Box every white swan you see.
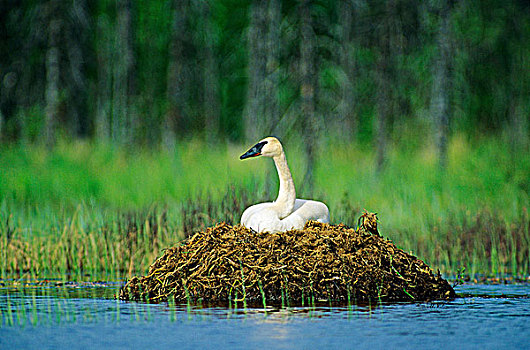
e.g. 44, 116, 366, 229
240, 137, 330, 233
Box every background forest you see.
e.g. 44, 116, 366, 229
0, 0, 528, 278
1, 0, 528, 149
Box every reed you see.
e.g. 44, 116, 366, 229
0, 135, 528, 279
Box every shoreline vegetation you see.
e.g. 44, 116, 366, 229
1, 135, 528, 280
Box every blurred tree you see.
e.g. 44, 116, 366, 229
94, 13, 112, 142
453, 0, 529, 138
245, 0, 268, 142
430, 0, 454, 169
0, 0, 527, 150
1, 0, 47, 143
375, 0, 393, 172
300, 0, 317, 194
95, 10, 112, 142
165, 0, 190, 150
373, 0, 416, 171
338, 0, 362, 140
505, 2, 529, 152
244, 0, 281, 142
112, 0, 137, 145
42, 0, 92, 145
0, 0, 20, 143
44, 0, 62, 149
198, 0, 221, 142
63, 0, 90, 138
265, 0, 281, 136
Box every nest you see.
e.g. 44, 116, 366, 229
119, 213, 455, 305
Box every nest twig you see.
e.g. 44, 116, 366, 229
119, 215, 455, 304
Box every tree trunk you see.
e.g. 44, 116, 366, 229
431, 0, 453, 170
507, 6, 528, 153
376, 59, 389, 173
244, 0, 267, 142
264, 0, 281, 135
95, 15, 112, 142
300, 0, 317, 195
113, 0, 136, 145
376, 14, 390, 172
64, 0, 89, 138
375, 0, 401, 173
245, 0, 282, 141
44, 0, 61, 149
338, 0, 357, 140
201, 0, 220, 143
165, 0, 189, 150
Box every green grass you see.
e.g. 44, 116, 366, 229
0, 135, 528, 279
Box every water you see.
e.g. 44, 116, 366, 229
1, 281, 529, 349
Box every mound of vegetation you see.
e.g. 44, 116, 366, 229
119, 213, 456, 304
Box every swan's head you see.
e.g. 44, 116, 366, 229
240, 137, 283, 159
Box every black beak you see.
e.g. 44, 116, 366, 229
240, 141, 268, 160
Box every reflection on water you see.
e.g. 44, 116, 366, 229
0, 281, 529, 349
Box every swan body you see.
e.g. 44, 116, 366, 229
240, 137, 330, 233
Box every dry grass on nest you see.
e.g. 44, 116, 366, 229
119, 213, 456, 304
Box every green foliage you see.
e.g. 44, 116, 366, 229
0, 135, 528, 277
1, 0, 528, 144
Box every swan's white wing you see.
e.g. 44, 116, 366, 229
241, 202, 274, 230
292, 199, 330, 223
241, 199, 330, 233
245, 207, 287, 233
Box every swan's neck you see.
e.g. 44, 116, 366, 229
272, 152, 296, 219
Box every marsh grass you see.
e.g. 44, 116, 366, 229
0, 285, 129, 327
0, 135, 528, 279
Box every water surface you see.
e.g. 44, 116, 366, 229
1, 281, 529, 349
